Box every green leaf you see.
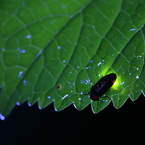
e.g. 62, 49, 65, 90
0, 0, 145, 118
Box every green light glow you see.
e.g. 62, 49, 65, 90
112, 74, 120, 89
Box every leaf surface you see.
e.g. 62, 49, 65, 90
0, 0, 145, 118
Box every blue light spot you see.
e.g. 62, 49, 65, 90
137, 55, 142, 58
16, 102, 20, 106
80, 79, 90, 84
19, 49, 25, 53
35, 50, 42, 58
27, 102, 31, 107
0, 114, 5, 120
62, 60, 66, 63
85, 66, 90, 69
62, 94, 68, 100
1, 48, 5, 51
121, 82, 125, 85
57, 46, 61, 49
18, 71, 23, 78
17, 48, 26, 53
97, 62, 102, 66
23, 80, 27, 86
89, 60, 93, 63
25, 35, 32, 39
129, 28, 136, 31
47, 96, 51, 99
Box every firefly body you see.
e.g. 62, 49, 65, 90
89, 73, 117, 101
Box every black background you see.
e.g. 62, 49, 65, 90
0, 94, 145, 145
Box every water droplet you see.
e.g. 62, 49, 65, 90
47, 96, 51, 99
18, 71, 23, 78
78, 98, 81, 100
77, 66, 80, 68
136, 68, 139, 70
20, 50, 25, 53
38, 106, 42, 109
89, 60, 93, 63
128, 94, 131, 97
35, 50, 42, 58
27, 102, 31, 107
25, 35, 32, 39
1, 48, 5, 51
23, 80, 27, 86
98, 74, 101, 77
72, 82, 75, 85
57, 46, 61, 49
0, 114, 5, 120
80, 79, 90, 84
17, 48, 26, 53
136, 76, 139, 79
85, 66, 90, 69
70, 71, 72, 74
121, 82, 125, 85
97, 62, 102, 66
129, 28, 136, 31
137, 55, 142, 58
16, 102, 20, 106
102, 99, 108, 102
62, 94, 68, 100
62, 60, 66, 63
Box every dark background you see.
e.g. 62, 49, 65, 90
0, 94, 145, 145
